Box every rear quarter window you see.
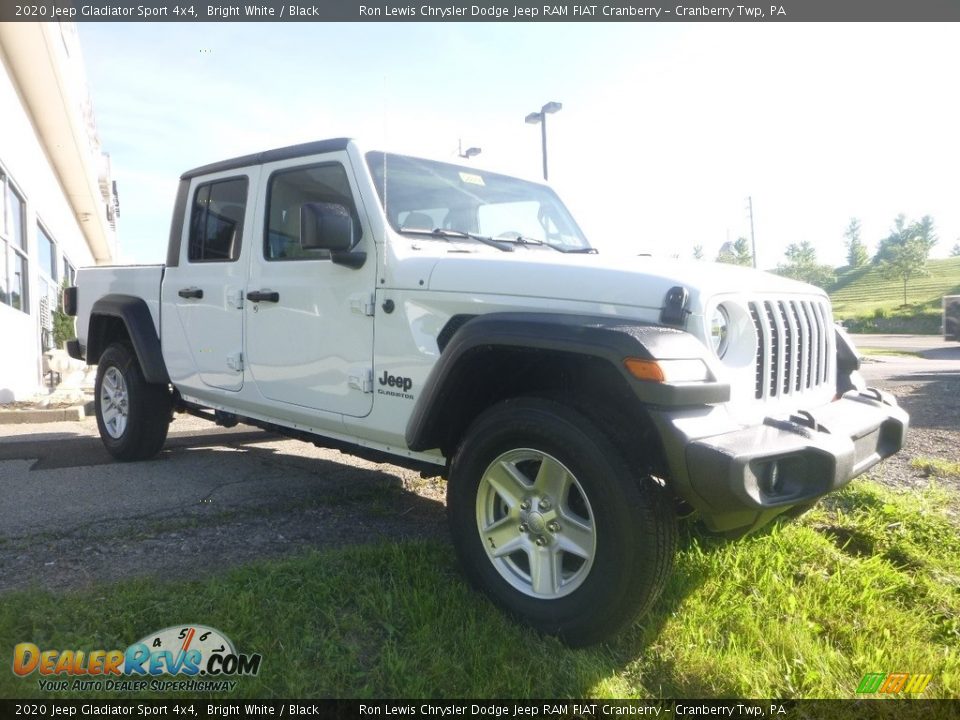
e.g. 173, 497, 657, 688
187, 177, 248, 263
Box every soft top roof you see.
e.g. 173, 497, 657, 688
180, 138, 352, 180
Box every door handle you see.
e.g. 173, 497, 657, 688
178, 287, 203, 299
246, 290, 280, 303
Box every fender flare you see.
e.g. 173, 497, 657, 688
87, 294, 170, 385
405, 312, 729, 452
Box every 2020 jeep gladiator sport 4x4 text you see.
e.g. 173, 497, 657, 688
66, 138, 908, 645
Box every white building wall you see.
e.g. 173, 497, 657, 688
0, 38, 99, 401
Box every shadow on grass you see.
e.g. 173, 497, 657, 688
599, 522, 745, 697
829, 265, 872, 295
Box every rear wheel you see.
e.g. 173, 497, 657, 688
447, 397, 676, 646
95, 343, 171, 461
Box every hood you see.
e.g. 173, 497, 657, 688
424, 250, 824, 314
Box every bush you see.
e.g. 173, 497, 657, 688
52, 281, 75, 349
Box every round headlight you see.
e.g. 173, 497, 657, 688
710, 305, 730, 358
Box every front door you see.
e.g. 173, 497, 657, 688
245, 152, 376, 417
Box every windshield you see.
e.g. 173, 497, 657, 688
366, 152, 592, 251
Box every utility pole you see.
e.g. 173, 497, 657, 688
747, 196, 757, 268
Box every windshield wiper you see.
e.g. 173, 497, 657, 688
509, 234, 599, 254
399, 227, 514, 252
400, 226, 597, 254
505, 234, 556, 250
554, 246, 599, 254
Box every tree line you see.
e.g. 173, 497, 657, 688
697, 215, 958, 305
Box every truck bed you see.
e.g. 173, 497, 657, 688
74, 265, 165, 350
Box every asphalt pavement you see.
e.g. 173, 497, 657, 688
850, 334, 960, 387
849, 333, 959, 355
0, 414, 445, 593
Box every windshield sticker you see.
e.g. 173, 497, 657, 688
458, 172, 485, 186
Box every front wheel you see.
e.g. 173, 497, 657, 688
94, 343, 171, 461
447, 397, 676, 646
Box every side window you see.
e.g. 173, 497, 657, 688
265, 163, 360, 261
187, 177, 248, 262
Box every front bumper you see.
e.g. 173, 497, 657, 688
653, 389, 909, 535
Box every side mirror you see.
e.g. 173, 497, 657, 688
300, 202, 354, 252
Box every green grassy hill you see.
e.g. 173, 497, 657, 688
829, 257, 960, 332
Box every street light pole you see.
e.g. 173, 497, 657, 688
539, 117, 548, 180
525, 101, 562, 181
458, 138, 481, 159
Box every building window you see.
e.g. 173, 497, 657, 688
1, 168, 29, 313
38, 224, 57, 281
37, 224, 60, 350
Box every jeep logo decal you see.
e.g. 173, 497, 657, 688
378, 371, 413, 395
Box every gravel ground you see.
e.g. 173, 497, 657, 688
866, 377, 960, 494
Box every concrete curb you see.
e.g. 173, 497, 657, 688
0, 404, 90, 424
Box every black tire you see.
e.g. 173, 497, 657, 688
447, 397, 677, 646
94, 342, 171, 461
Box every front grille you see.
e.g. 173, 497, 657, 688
749, 298, 832, 400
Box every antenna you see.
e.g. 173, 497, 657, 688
382, 75, 388, 216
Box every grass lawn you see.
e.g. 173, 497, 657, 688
2, 480, 957, 700
829, 257, 960, 333
855, 348, 922, 358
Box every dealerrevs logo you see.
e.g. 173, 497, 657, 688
13, 625, 261, 693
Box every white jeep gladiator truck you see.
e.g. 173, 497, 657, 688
66, 138, 908, 645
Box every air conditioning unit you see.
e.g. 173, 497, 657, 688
39, 294, 53, 332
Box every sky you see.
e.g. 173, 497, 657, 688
76, 22, 960, 269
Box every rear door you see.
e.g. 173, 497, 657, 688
161, 169, 259, 393
245, 152, 376, 417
